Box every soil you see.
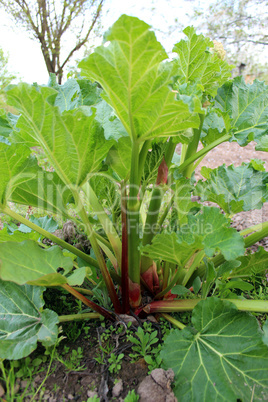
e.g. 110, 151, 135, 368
4, 318, 176, 402
1, 140, 268, 401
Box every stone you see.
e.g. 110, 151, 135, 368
87, 390, 99, 398
0, 384, 5, 397
112, 379, 123, 397
20, 380, 29, 389
137, 368, 177, 402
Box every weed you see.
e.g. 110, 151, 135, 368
144, 354, 163, 373
85, 397, 100, 402
124, 389, 140, 401
108, 353, 124, 375
0, 359, 27, 402
56, 347, 85, 372
127, 326, 159, 361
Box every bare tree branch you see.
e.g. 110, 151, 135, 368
58, 0, 103, 75
0, 0, 105, 83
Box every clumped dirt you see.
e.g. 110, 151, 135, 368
137, 368, 177, 402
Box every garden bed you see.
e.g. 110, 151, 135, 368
1, 140, 268, 401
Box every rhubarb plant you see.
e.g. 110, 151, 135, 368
0, 15, 268, 400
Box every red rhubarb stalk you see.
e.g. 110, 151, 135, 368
62, 284, 115, 321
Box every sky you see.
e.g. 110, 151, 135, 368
0, 0, 196, 85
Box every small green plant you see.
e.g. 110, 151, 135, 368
108, 352, 124, 374
0, 359, 26, 402
127, 326, 159, 361
144, 354, 163, 373
10, 355, 46, 379
0, 354, 49, 402
124, 389, 140, 402
85, 397, 100, 402
56, 346, 85, 372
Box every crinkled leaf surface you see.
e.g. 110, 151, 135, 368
142, 143, 168, 186
0, 142, 36, 206
215, 77, 268, 146
201, 110, 231, 146
94, 100, 128, 141
79, 15, 199, 142
187, 208, 244, 260
222, 247, 268, 279
0, 111, 13, 138
28, 216, 58, 233
77, 79, 102, 106
49, 77, 80, 112
18, 216, 59, 235
173, 26, 233, 96
174, 176, 200, 225
161, 298, 268, 401
49, 76, 102, 111
55, 79, 80, 111
175, 82, 204, 114
106, 137, 132, 179
0, 227, 39, 243
0, 140, 72, 216
6, 83, 114, 186
0, 240, 73, 285
141, 231, 202, 268
89, 174, 121, 216
195, 162, 268, 215
10, 169, 73, 217
0, 281, 58, 360
141, 207, 244, 265
255, 134, 268, 152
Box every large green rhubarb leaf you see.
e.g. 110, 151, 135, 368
93, 100, 128, 141
0, 281, 58, 359
215, 77, 268, 146
24, 215, 58, 233
0, 142, 35, 206
0, 227, 39, 243
141, 231, 202, 268
10, 169, 72, 217
141, 207, 244, 265
79, 15, 199, 142
0, 135, 72, 216
219, 247, 268, 279
195, 162, 268, 215
6, 83, 114, 186
106, 137, 132, 179
173, 27, 233, 96
77, 79, 102, 106
174, 176, 200, 225
200, 109, 232, 146
161, 298, 268, 401
0, 110, 13, 139
0, 240, 73, 286
53, 78, 80, 112
142, 142, 169, 186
